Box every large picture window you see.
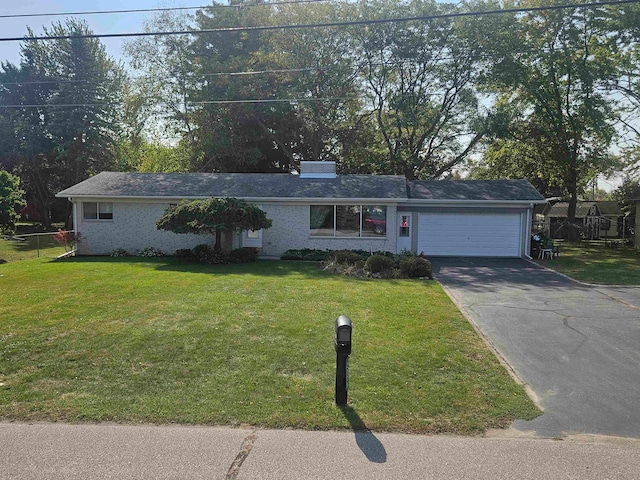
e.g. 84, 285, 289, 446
310, 205, 386, 238
83, 202, 113, 220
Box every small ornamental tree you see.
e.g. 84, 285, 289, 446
156, 197, 272, 253
53, 229, 81, 252
0, 170, 26, 236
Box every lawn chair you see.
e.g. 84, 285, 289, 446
538, 236, 559, 259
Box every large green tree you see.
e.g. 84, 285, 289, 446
124, 11, 198, 150
479, 0, 624, 238
351, 0, 496, 179
185, 2, 360, 172
125, 2, 364, 174
0, 19, 125, 227
156, 197, 272, 252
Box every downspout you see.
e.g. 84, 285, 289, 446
524, 204, 533, 260
72, 199, 79, 254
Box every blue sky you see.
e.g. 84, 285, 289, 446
0, 0, 194, 66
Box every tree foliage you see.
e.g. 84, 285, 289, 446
126, 1, 496, 178
0, 19, 126, 227
477, 0, 625, 237
0, 170, 26, 235
611, 177, 640, 218
352, 0, 496, 179
2, 1, 636, 212
156, 197, 272, 252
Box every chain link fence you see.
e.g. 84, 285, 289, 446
0, 231, 71, 263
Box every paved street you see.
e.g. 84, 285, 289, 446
1, 423, 640, 479
431, 257, 640, 439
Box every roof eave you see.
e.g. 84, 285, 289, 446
55, 193, 403, 203
402, 199, 546, 205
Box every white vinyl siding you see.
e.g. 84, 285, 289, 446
418, 212, 522, 257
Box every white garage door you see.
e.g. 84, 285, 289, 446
418, 212, 523, 257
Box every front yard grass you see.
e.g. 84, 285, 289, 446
536, 241, 640, 285
0, 258, 539, 434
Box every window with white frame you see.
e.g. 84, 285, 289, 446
83, 202, 113, 220
310, 205, 386, 238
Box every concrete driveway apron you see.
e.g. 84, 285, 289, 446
431, 257, 640, 439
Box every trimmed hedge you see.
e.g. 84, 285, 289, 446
399, 256, 432, 278
280, 249, 331, 261
364, 254, 394, 274
229, 247, 260, 264
179, 244, 259, 265
330, 249, 366, 265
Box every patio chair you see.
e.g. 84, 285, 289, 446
538, 236, 558, 259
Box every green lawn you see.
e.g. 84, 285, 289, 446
0, 235, 67, 263
0, 257, 539, 434
536, 241, 640, 285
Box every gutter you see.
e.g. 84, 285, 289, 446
56, 194, 547, 205
401, 199, 548, 206
55, 194, 404, 204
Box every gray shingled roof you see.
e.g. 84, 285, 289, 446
546, 201, 622, 218
57, 172, 546, 203
57, 172, 408, 200
407, 180, 545, 202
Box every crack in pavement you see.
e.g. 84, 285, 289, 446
225, 430, 257, 480
562, 316, 589, 355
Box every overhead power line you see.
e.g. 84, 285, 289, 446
0, 0, 333, 19
0, 79, 90, 86
0, 97, 354, 108
1, 0, 638, 43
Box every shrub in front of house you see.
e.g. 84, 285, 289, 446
364, 254, 394, 274
399, 256, 433, 279
138, 247, 165, 257
321, 249, 432, 280
110, 248, 130, 257
192, 244, 224, 264
280, 248, 331, 261
174, 248, 194, 258
330, 249, 366, 265
228, 247, 259, 264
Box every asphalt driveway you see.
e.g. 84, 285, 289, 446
431, 258, 640, 439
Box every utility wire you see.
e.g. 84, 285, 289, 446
1, 0, 638, 43
0, 97, 355, 108
0, 45, 627, 87
0, 79, 90, 86
0, 0, 333, 19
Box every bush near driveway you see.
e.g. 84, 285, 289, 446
0, 258, 539, 433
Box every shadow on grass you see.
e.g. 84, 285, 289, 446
340, 406, 387, 464
56, 256, 396, 282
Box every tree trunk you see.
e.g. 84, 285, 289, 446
566, 151, 579, 242
213, 230, 233, 253
214, 230, 222, 253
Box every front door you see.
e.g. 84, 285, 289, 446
396, 213, 412, 253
